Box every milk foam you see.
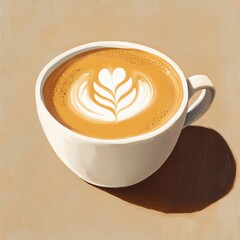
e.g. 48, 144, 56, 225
70, 67, 153, 122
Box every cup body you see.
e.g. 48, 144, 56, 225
35, 41, 189, 187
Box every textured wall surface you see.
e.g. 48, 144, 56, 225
1, 0, 240, 239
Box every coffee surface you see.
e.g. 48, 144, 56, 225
43, 48, 183, 139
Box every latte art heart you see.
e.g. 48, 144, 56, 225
70, 68, 153, 122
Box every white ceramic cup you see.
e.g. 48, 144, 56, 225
35, 41, 215, 187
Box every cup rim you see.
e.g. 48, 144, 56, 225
35, 41, 188, 144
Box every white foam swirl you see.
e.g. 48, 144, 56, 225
70, 68, 153, 122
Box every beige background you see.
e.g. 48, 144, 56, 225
1, 0, 240, 239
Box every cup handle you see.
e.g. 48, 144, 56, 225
183, 75, 215, 127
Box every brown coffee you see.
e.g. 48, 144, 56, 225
43, 48, 183, 139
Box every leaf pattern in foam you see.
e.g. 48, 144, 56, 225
116, 88, 136, 113
69, 68, 153, 123
115, 77, 133, 102
117, 79, 152, 121
93, 82, 114, 102
71, 80, 115, 122
94, 94, 115, 110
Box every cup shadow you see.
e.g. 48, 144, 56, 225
98, 126, 236, 213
